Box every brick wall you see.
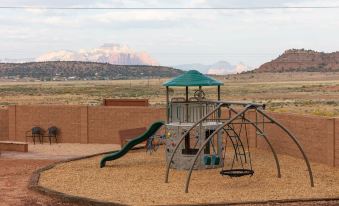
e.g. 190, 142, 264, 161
87, 106, 165, 144
335, 118, 339, 167
0, 104, 338, 167
4, 105, 165, 144
256, 112, 336, 166
12, 105, 83, 143
0, 109, 9, 141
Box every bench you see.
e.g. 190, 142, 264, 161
118, 127, 147, 147
0, 141, 28, 152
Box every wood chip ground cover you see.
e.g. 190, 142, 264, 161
39, 148, 339, 205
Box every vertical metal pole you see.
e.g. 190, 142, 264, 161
217, 85, 221, 101
217, 85, 221, 118
185, 86, 190, 148
166, 86, 169, 123
185, 86, 189, 122
185, 86, 189, 102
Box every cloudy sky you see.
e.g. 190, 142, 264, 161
0, 0, 339, 67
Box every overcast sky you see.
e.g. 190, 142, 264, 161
0, 0, 339, 67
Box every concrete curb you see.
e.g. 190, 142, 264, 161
29, 150, 339, 206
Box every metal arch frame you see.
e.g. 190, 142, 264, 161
164, 102, 225, 183
184, 106, 314, 193
165, 101, 266, 183
184, 105, 252, 193
228, 108, 281, 178
257, 109, 314, 187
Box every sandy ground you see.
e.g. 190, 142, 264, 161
0, 143, 120, 206
39, 147, 339, 206
0, 158, 79, 206
1, 143, 120, 160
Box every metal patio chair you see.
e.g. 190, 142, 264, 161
26, 127, 44, 144
46, 126, 59, 144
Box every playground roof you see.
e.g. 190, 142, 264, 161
163, 70, 223, 87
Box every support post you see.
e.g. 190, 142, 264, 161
185, 86, 189, 122
185, 86, 188, 102
217, 85, 221, 118
166, 86, 169, 123
217, 85, 220, 101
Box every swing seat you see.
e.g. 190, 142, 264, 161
220, 169, 254, 177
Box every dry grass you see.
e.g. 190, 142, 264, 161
1, 72, 339, 116
39, 147, 339, 205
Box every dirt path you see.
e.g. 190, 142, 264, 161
0, 143, 120, 206
0, 158, 78, 206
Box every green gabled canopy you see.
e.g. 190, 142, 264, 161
163, 70, 223, 87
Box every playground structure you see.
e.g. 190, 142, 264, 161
100, 70, 314, 193
162, 70, 314, 193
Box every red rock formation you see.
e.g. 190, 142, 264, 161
255, 49, 339, 72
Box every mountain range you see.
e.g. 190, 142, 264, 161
173, 61, 251, 75
3, 44, 337, 76
0, 44, 158, 66
36, 43, 159, 66
1, 43, 251, 75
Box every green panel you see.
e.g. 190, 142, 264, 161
100, 121, 164, 168
211, 155, 220, 165
204, 155, 211, 165
163, 70, 223, 87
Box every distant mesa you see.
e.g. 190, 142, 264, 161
174, 61, 251, 75
253, 49, 339, 73
35, 43, 159, 66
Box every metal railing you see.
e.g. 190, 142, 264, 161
169, 101, 219, 123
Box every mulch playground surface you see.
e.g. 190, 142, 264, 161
1, 144, 339, 206
37, 148, 339, 206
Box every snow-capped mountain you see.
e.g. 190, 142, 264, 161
35, 43, 158, 66
174, 61, 251, 75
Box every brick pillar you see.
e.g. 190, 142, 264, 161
80, 106, 88, 144
326, 118, 335, 167
335, 118, 339, 167
8, 105, 16, 141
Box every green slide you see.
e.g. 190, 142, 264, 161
100, 121, 164, 168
